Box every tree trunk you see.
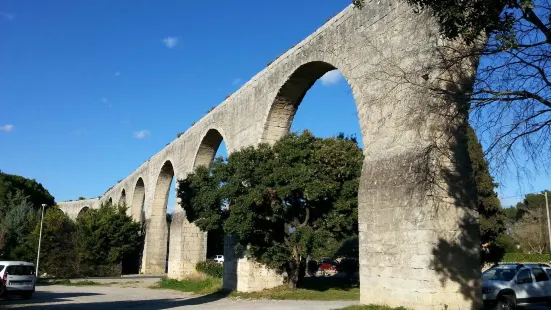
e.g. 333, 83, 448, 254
286, 245, 301, 289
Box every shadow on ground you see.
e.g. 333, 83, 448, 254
0, 289, 231, 309
0, 291, 103, 305
300, 276, 358, 292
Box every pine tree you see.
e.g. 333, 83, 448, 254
467, 125, 506, 262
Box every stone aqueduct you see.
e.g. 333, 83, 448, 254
59, 2, 482, 309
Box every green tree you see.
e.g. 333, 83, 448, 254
513, 191, 551, 253
24, 207, 79, 277
467, 125, 506, 263
0, 171, 55, 209
178, 131, 363, 288
76, 203, 143, 275
353, 0, 550, 172
0, 190, 39, 260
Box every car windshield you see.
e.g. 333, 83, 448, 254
482, 267, 516, 282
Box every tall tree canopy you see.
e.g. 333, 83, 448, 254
178, 131, 363, 288
467, 125, 506, 256
0, 171, 55, 208
0, 172, 54, 260
76, 203, 143, 268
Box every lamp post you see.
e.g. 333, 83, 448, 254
545, 192, 551, 259
35, 204, 46, 277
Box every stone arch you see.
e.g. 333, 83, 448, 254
131, 177, 146, 223
144, 160, 175, 274
261, 61, 357, 144
77, 206, 90, 219
193, 128, 225, 169
251, 60, 365, 290
108, 197, 113, 205
119, 189, 127, 206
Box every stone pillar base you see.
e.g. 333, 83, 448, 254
222, 235, 284, 292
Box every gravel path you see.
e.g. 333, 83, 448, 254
0, 285, 359, 310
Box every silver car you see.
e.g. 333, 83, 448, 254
482, 263, 551, 309
0, 261, 36, 299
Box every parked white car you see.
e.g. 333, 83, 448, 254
482, 263, 551, 309
213, 255, 224, 264
0, 261, 36, 299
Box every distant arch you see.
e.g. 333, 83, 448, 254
132, 177, 146, 223
119, 189, 127, 206
77, 206, 90, 219
193, 129, 224, 169
144, 160, 175, 274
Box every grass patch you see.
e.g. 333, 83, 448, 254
231, 276, 359, 301
156, 275, 222, 294
338, 306, 407, 310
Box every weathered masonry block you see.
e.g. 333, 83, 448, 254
59, 1, 482, 308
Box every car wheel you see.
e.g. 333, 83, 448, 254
496, 294, 515, 310
0, 285, 4, 297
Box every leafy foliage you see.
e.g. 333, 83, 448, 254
0, 190, 40, 260
26, 207, 79, 277
195, 261, 224, 278
0, 171, 55, 209
502, 252, 550, 263
76, 204, 143, 267
179, 131, 363, 288
467, 125, 507, 263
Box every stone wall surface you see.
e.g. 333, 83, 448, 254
58, 1, 482, 308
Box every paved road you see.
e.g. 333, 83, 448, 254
0, 285, 358, 310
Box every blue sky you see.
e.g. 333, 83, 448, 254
0, 0, 548, 211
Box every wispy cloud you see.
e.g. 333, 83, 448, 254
133, 130, 150, 139
320, 70, 343, 86
101, 97, 112, 108
0, 12, 15, 22
162, 37, 179, 48
0, 124, 14, 132
115, 71, 121, 76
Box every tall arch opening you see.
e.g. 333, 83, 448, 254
119, 189, 127, 206
131, 178, 146, 223
259, 61, 362, 289
108, 197, 113, 205
144, 160, 174, 274
131, 177, 146, 273
193, 129, 227, 264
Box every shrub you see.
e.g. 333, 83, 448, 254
502, 253, 550, 263
195, 260, 223, 278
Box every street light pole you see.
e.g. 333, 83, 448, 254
545, 192, 551, 257
35, 204, 46, 277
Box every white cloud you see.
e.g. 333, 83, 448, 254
133, 130, 150, 139
0, 124, 14, 132
232, 78, 242, 86
115, 71, 121, 76
162, 37, 179, 48
0, 12, 15, 21
320, 70, 343, 86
